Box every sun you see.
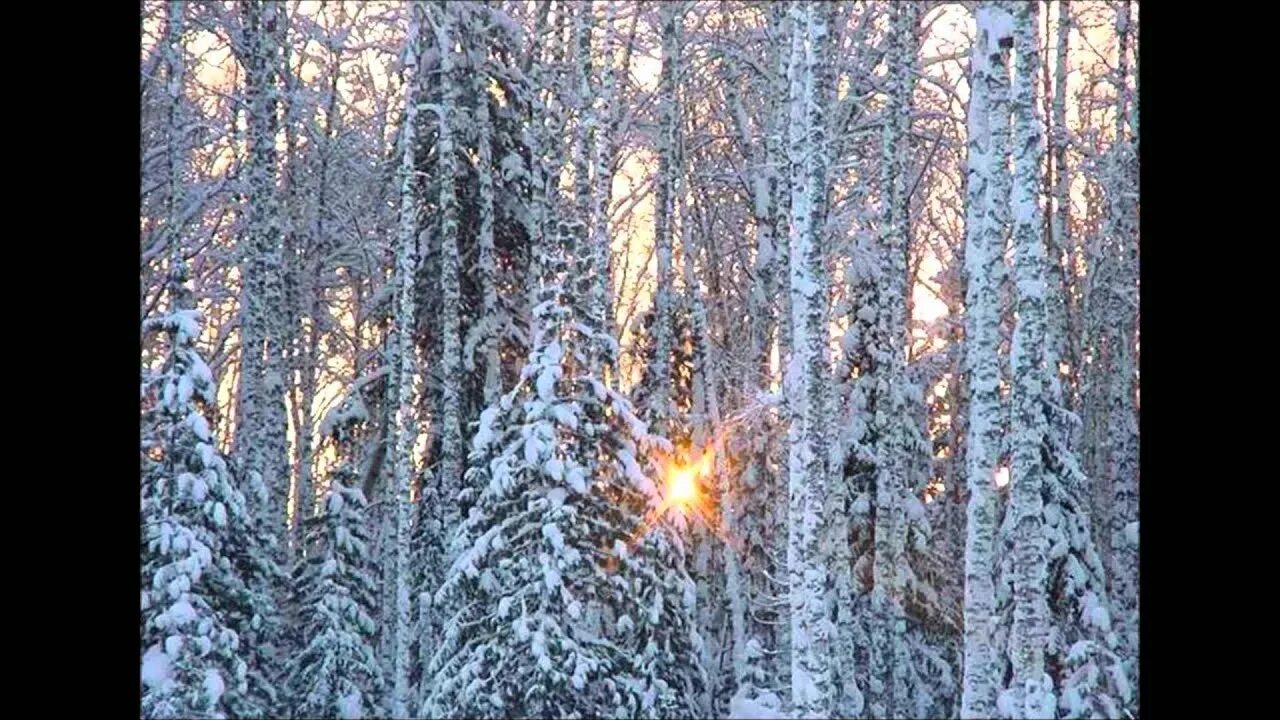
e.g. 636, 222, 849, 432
664, 447, 714, 513
668, 464, 700, 507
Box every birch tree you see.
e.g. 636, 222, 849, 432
432, 0, 466, 543
959, 4, 1008, 717
234, 0, 290, 551
1104, 0, 1140, 672
783, 4, 832, 716
385, 3, 425, 713
648, 0, 681, 440
1001, 3, 1053, 716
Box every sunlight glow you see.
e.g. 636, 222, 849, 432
668, 465, 699, 507
663, 447, 714, 513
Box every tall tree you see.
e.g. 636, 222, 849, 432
422, 208, 705, 717
1002, 3, 1054, 716
285, 413, 384, 719
141, 262, 248, 720
959, 4, 1009, 717
385, 3, 426, 715
233, 0, 290, 550
648, 0, 681, 440
783, 3, 832, 716
433, 0, 466, 545
1104, 0, 1140, 672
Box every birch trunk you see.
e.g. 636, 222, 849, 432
650, 0, 679, 438
784, 5, 832, 716
1005, 4, 1054, 717
433, 0, 464, 542
386, 4, 424, 714
959, 5, 1006, 716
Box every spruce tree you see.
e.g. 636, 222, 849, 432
141, 262, 247, 719
285, 408, 384, 719
422, 211, 706, 718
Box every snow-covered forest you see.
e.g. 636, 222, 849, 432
139, 1, 1139, 718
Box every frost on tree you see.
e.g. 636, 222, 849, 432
135, 1, 1141, 717
285, 409, 384, 720
432, 0, 466, 548
422, 210, 706, 718
960, 4, 1008, 717
831, 3, 939, 717
384, 2, 425, 714
224, 5, 292, 712
1101, 2, 1140, 691
232, 0, 290, 552
647, 0, 681, 442
1000, 3, 1055, 716
995, 4, 1132, 718
140, 262, 247, 720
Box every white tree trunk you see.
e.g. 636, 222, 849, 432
386, 4, 424, 715
650, 0, 679, 438
960, 5, 1008, 717
1005, 4, 1054, 717
434, 1, 464, 541
1106, 0, 1140, 667
235, 0, 290, 549
784, 5, 832, 717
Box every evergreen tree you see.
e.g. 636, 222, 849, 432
141, 262, 247, 720
220, 465, 290, 718
423, 204, 707, 717
285, 409, 384, 719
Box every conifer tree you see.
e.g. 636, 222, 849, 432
285, 408, 384, 720
141, 262, 247, 720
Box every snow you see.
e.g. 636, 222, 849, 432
203, 668, 226, 706
165, 634, 184, 656
544, 457, 564, 482
536, 366, 559, 402
1088, 603, 1112, 632
499, 152, 524, 181
547, 487, 567, 509
523, 435, 545, 466
729, 690, 787, 719
792, 665, 820, 714
162, 598, 198, 629
531, 630, 552, 671
551, 402, 578, 429
542, 557, 561, 591
141, 644, 172, 690
542, 523, 565, 552
1110, 660, 1132, 702
178, 374, 194, 404
197, 442, 217, 469
851, 494, 870, 516
337, 691, 363, 720
474, 407, 499, 449
190, 475, 208, 503
1124, 521, 1139, 547
186, 412, 211, 440
988, 6, 1015, 45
